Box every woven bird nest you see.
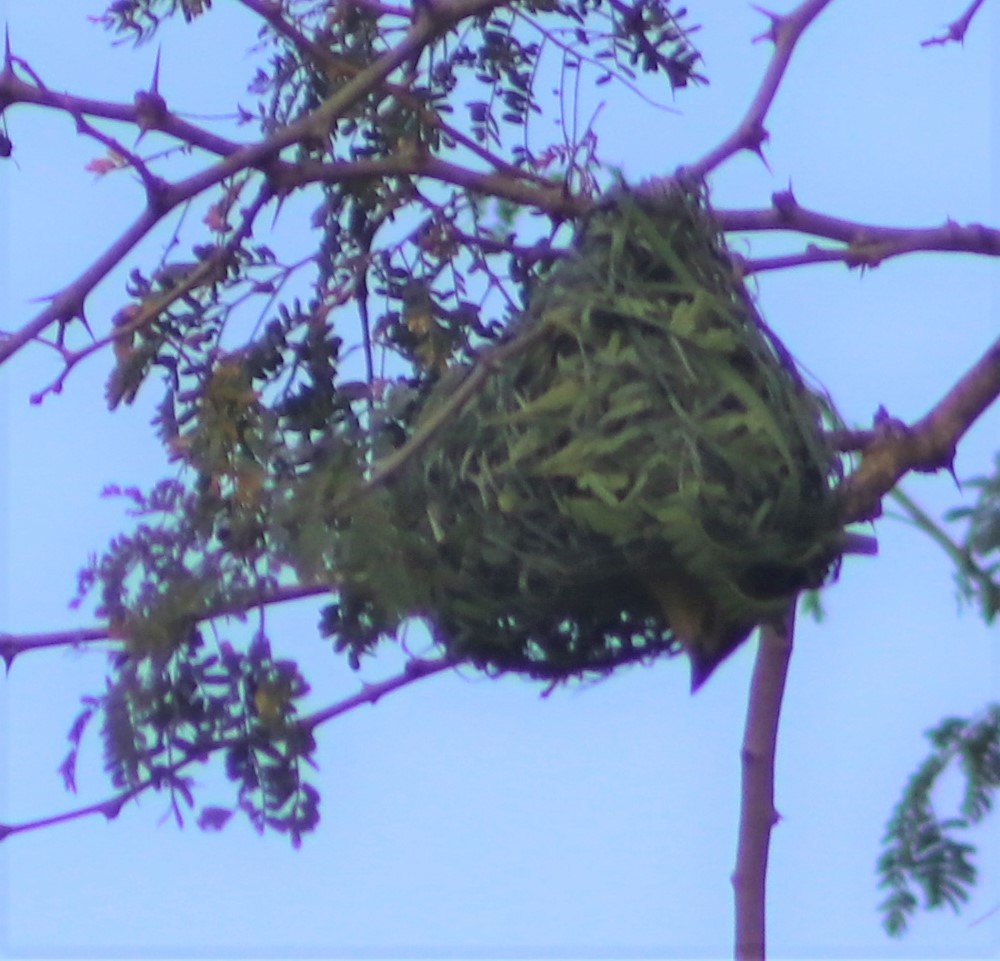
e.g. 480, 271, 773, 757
342, 186, 852, 688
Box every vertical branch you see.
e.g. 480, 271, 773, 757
733, 605, 796, 960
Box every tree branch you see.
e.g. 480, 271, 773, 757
300, 653, 456, 729
28, 181, 275, 403
289, 153, 582, 215
717, 190, 1000, 272
0, 0, 515, 370
0, 60, 244, 158
733, 606, 795, 961
840, 335, 1000, 523
678, 0, 835, 181
0, 627, 110, 669
0, 582, 326, 667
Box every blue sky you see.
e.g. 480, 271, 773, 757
1, 1, 999, 958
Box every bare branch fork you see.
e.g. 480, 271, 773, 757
669, 3, 1000, 956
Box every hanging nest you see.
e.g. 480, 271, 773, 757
339, 185, 858, 688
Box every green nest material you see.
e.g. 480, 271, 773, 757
351, 186, 851, 687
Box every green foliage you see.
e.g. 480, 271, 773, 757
878, 707, 1000, 935
90, 0, 213, 40
106, 241, 279, 410
61, 629, 319, 845
944, 454, 1000, 622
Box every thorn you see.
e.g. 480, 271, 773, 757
750, 4, 783, 43
741, 120, 771, 169
102, 796, 126, 821
134, 88, 167, 134
772, 186, 798, 218
750, 139, 772, 173
3, 24, 11, 70
77, 310, 95, 341
872, 405, 909, 439
135, 47, 166, 136
0, 633, 15, 673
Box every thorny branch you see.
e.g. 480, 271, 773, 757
719, 190, 1000, 525
30, 183, 277, 403
0, 583, 326, 667
0, 654, 456, 841
839, 335, 1000, 524
677, 0, 835, 181
717, 190, 1000, 273
0, 0, 514, 368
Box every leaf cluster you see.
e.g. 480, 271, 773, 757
62, 628, 318, 844
878, 707, 1000, 935
944, 454, 1000, 622
91, 0, 213, 42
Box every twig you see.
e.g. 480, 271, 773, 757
0, 582, 326, 667
827, 426, 876, 453
0, 64, 244, 158
888, 486, 999, 613
283, 153, 580, 216
301, 654, 456, 728
921, 0, 989, 46
515, 7, 685, 113
0, 627, 110, 669
0, 782, 142, 842
28, 183, 274, 403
